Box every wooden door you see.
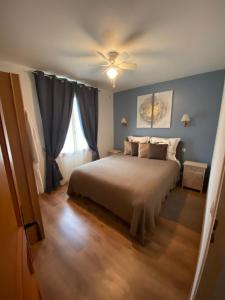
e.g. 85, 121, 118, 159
0, 128, 20, 299
0, 115, 41, 300
195, 159, 225, 300
0, 71, 44, 242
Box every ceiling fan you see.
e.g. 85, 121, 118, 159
96, 51, 137, 88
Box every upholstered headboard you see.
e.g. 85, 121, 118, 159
176, 141, 183, 164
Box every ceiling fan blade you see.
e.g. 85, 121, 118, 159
118, 51, 130, 61
118, 62, 137, 70
59, 49, 96, 59
121, 28, 147, 47
99, 64, 110, 67
96, 51, 109, 61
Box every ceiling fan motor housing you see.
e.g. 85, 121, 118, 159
108, 51, 119, 63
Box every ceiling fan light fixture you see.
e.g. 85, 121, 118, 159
96, 50, 136, 88
106, 67, 118, 79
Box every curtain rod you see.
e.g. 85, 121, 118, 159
32, 70, 102, 92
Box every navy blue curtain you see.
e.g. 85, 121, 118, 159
76, 85, 100, 160
33, 71, 76, 193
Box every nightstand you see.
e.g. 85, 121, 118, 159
108, 149, 122, 156
182, 161, 207, 193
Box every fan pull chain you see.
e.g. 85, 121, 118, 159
111, 78, 116, 88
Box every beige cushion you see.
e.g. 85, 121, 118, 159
138, 143, 150, 158
124, 140, 132, 155
128, 136, 150, 143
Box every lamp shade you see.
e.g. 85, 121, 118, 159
121, 117, 128, 126
181, 114, 190, 122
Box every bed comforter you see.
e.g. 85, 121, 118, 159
67, 154, 180, 243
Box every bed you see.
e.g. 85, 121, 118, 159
67, 154, 180, 243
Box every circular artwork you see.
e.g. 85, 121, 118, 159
139, 99, 153, 123
153, 99, 168, 124
137, 91, 173, 128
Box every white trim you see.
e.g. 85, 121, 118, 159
189, 80, 225, 299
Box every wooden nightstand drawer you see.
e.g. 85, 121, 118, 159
183, 171, 204, 191
182, 160, 207, 192
108, 149, 122, 156
184, 165, 203, 174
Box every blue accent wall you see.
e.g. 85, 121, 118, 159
114, 70, 225, 165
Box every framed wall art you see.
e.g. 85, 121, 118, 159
137, 90, 173, 128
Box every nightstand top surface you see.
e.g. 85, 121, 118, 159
184, 160, 207, 169
108, 149, 122, 154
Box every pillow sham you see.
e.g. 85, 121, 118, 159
128, 136, 150, 144
131, 142, 139, 156
138, 143, 150, 158
148, 143, 168, 160
124, 140, 132, 155
150, 137, 180, 162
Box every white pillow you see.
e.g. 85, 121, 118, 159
128, 136, 150, 143
150, 137, 181, 162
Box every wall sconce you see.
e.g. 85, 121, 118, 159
181, 114, 191, 127
121, 117, 128, 126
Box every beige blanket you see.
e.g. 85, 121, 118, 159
68, 154, 180, 243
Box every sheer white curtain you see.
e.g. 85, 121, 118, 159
57, 96, 91, 183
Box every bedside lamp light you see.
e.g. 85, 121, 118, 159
121, 117, 128, 126
181, 114, 190, 127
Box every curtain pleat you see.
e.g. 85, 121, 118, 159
76, 85, 100, 161
33, 71, 76, 193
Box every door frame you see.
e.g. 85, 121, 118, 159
191, 157, 225, 299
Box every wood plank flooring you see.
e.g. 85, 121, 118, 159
32, 186, 205, 300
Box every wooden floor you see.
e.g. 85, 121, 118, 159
32, 186, 205, 300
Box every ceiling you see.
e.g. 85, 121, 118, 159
0, 0, 225, 92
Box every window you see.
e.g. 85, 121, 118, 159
61, 96, 88, 155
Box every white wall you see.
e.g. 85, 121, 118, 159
190, 81, 225, 299
0, 60, 114, 190
98, 89, 114, 157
